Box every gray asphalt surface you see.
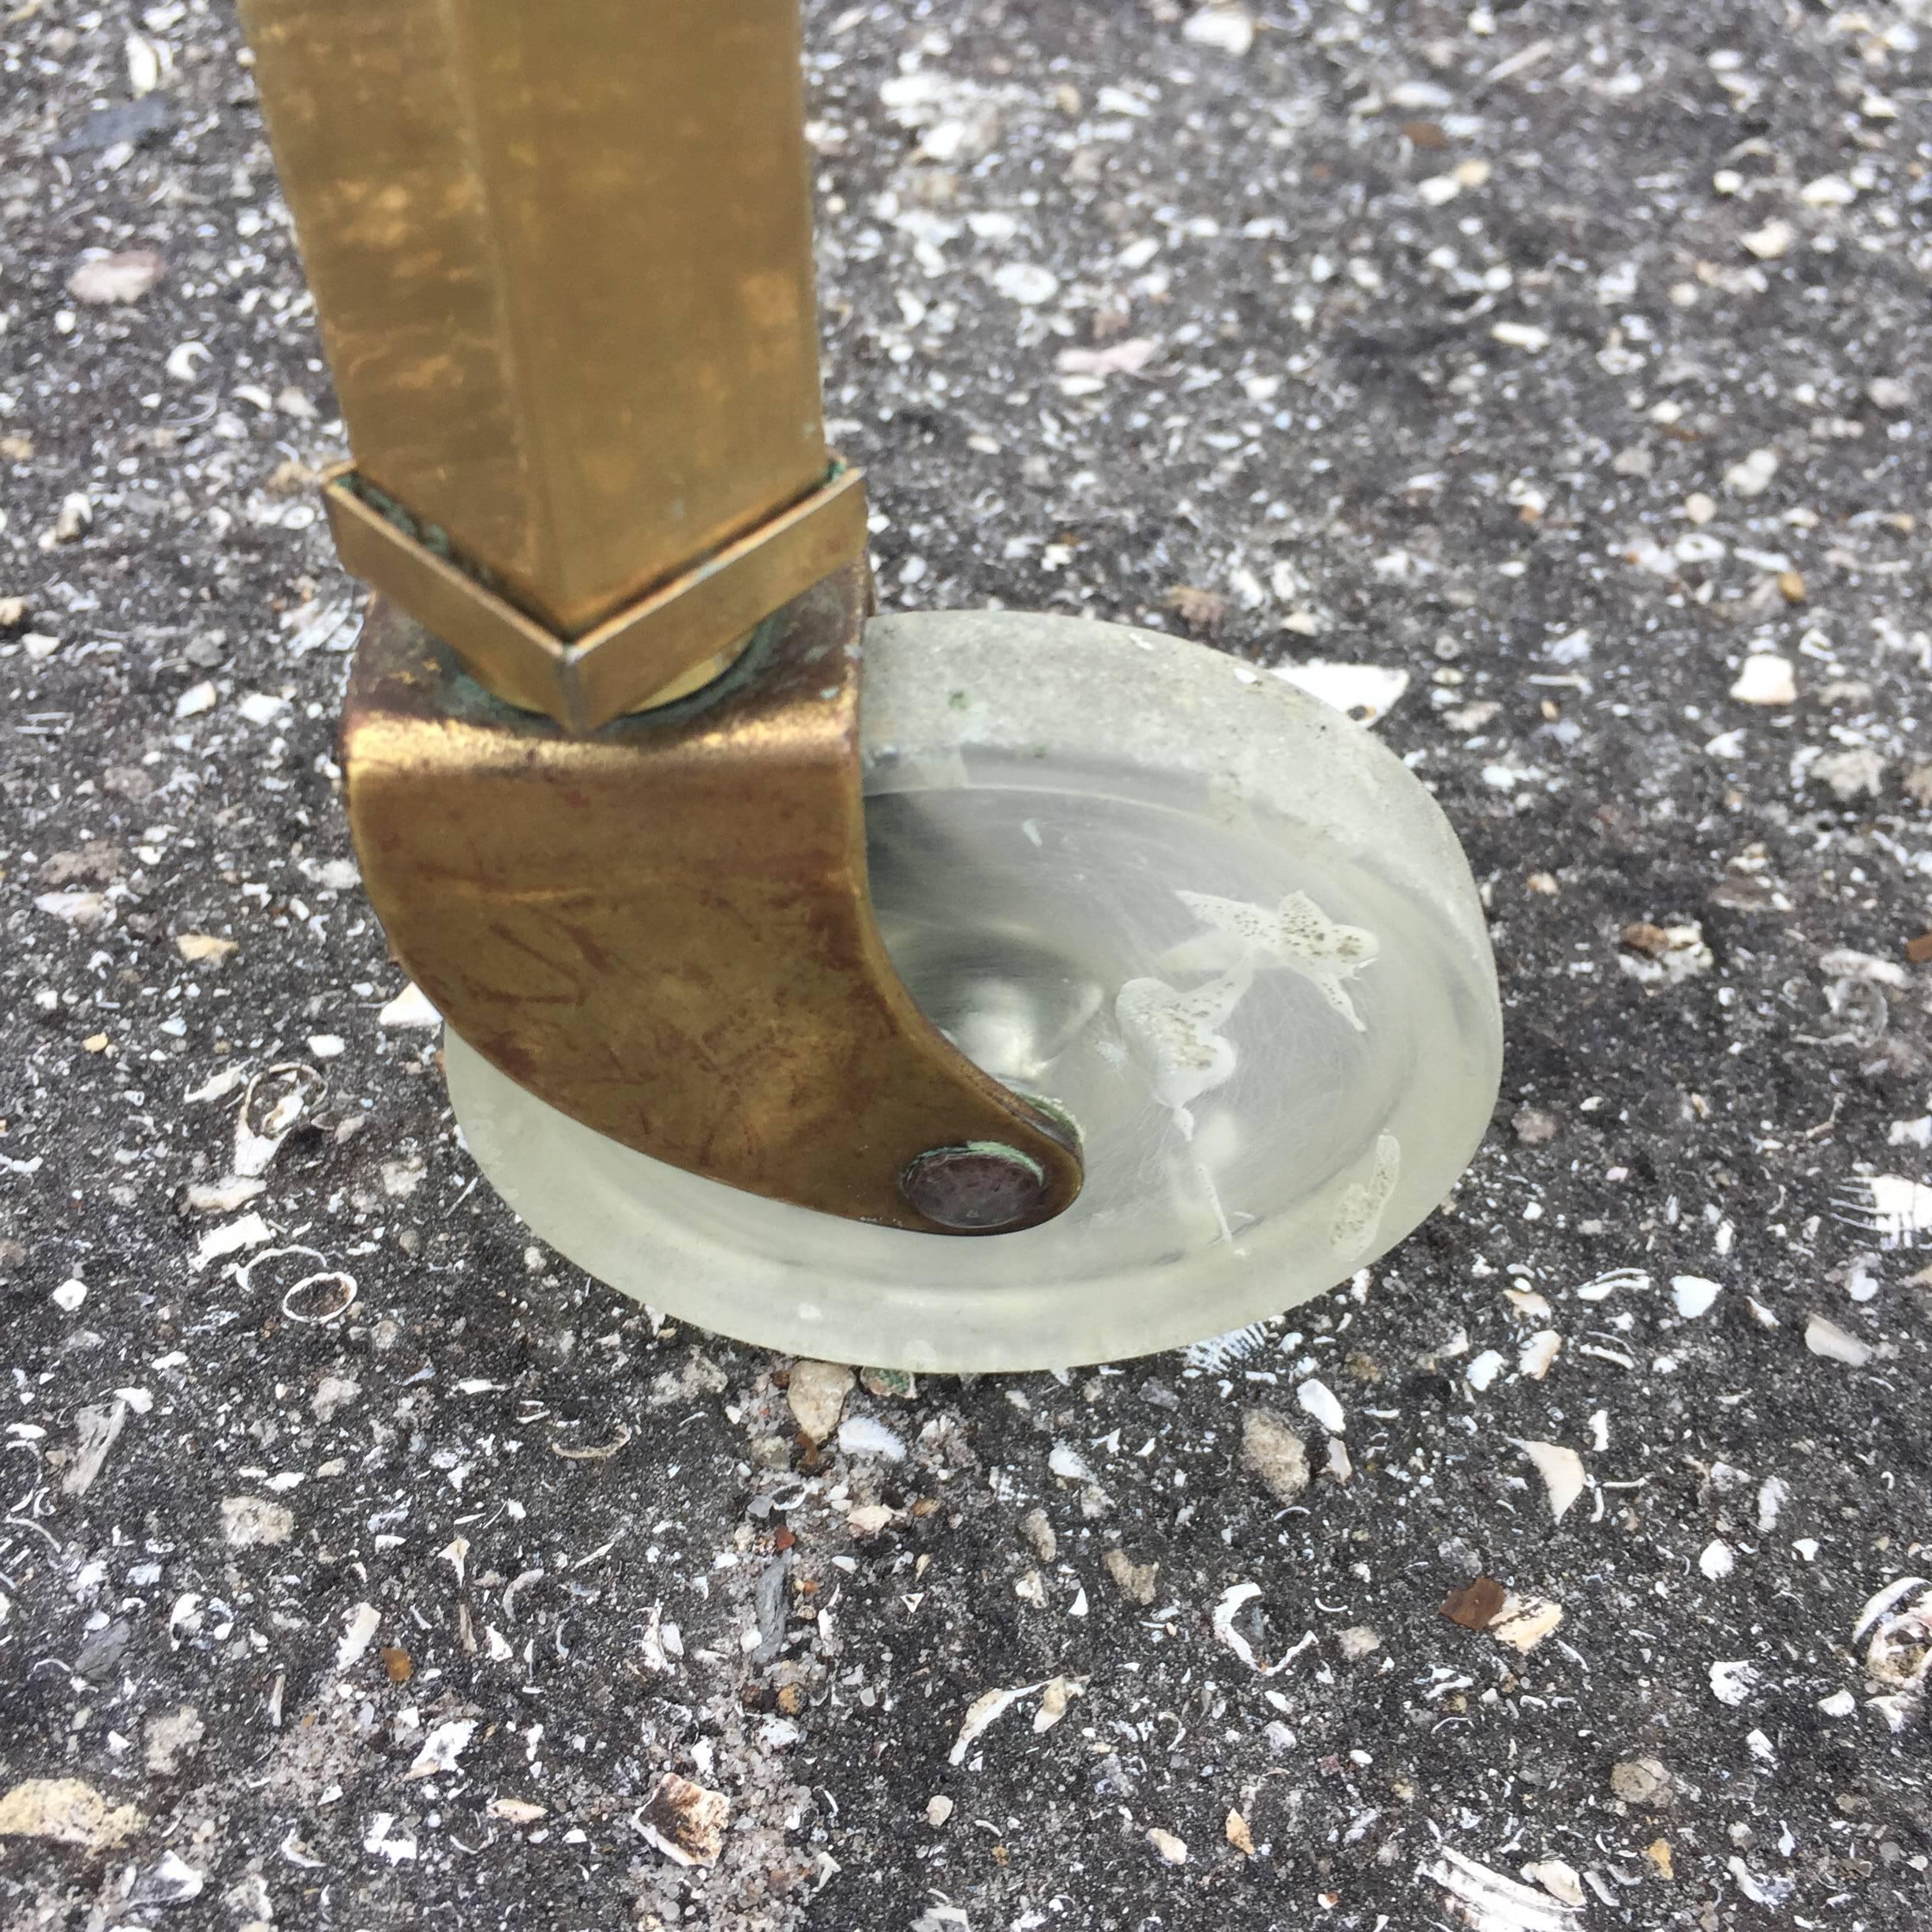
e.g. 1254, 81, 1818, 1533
3, 2, 1930, 1928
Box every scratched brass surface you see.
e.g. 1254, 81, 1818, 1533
239, 0, 838, 642
340, 565, 1084, 1231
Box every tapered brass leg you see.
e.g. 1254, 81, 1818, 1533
235, 0, 1085, 1228
238, 0, 867, 721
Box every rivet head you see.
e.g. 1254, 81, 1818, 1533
900, 1142, 1047, 1233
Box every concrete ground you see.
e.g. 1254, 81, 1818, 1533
3, 1, 1930, 1927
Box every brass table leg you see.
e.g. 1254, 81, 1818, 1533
234, 0, 1088, 1227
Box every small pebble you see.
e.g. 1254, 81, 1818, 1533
1742, 219, 1794, 260
1723, 447, 1780, 497
1610, 1755, 1674, 1808
786, 1360, 854, 1445
1296, 1378, 1346, 1434
1811, 748, 1886, 803
1181, 4, 1253, 58
1240, 1409, 1309, 1503
1490, 320, 1550, 351
1730, 653, 1796, 706
992, 262, 1058, 307
1524, 1860, 1585, 1908
1804, 1312, 1872, 1367
219, 1497, 294, 1548
1020, 1507, 1057, 1563
1672, 1276, 1721, 1319
1103, 1548, 1159, 1605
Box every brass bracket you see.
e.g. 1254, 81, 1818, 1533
343, 562, 1084, 1233
324, 460, 870, 733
